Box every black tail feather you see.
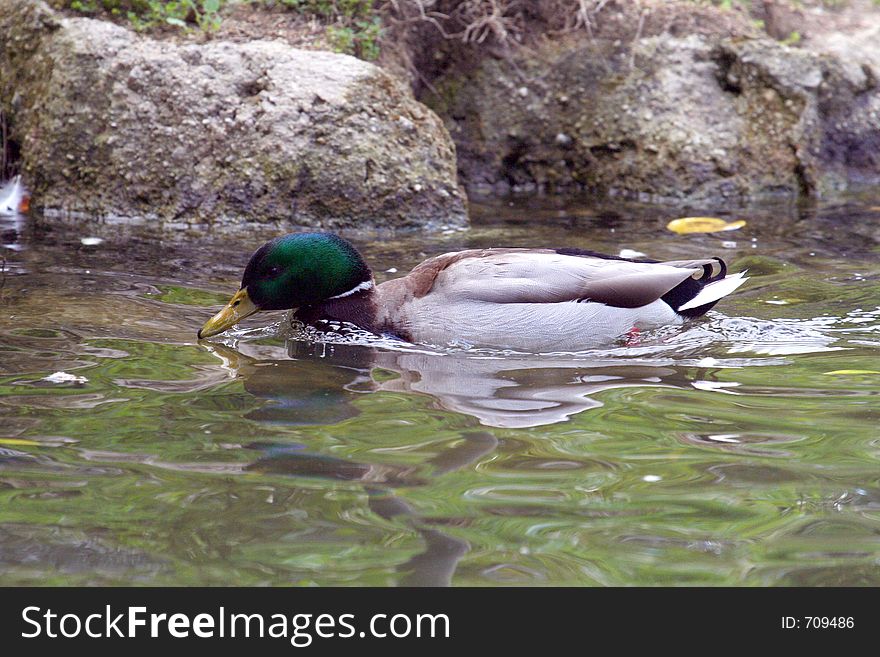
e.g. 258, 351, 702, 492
662, 257, 727, 318
555, 248, 730, 318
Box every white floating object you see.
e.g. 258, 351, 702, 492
43, 371, 88, 384
80, 237, 104, 246
707, 434, 740, 443
721, 241, 737, 248
642, 475, 662, 482
385, 267, 398, 274
692, 380, 741, 393
0, 175, 27, 216
618, 248, 646, 259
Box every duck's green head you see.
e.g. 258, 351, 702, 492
198, 232, 372, 339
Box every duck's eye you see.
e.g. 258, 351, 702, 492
266, 265, 283, 278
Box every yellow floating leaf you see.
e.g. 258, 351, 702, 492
0, 437, 40, 446
824, 370, 880, 375
666, 217, 747, 234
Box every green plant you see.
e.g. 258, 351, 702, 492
69, 0, 100, 11
327, 15, 382, 59
63, 0, 385, 57
270, 0, 384, 59
781, 30, 801, 45
326, 24, 356, 54
130, 0, 223, 30
65, 0, 223, 31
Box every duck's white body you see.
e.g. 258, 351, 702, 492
366, 249, 749, 351
399, 297, 679, 351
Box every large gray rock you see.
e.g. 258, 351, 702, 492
426, 31, 880, 201
803, 24, 880, 192
0, 1, 466, 230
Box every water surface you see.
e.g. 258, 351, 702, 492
1, 196, 879, 586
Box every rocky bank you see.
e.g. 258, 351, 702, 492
418, 3, 880, 201
0, 0, 467, 230
2, 0, 879, 229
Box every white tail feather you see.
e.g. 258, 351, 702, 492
678, 271, 748, 311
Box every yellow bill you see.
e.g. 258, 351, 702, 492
198, 288, 260, 339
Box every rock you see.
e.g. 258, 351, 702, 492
805, 24, 880, 191
425, 30, 880, 201
0, 0, 466, 230
811, 25, 880, 85
761, 0, 804, 42
714, 37, 880, 195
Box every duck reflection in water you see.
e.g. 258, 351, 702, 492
206, 334, 705, 430
202, 332, 722, 585
246, 440, 484, 586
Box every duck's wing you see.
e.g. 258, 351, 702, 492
402, 249, 720, 309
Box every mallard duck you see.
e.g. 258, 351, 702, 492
198, 232, 748, 351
